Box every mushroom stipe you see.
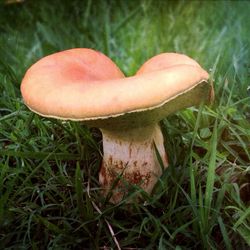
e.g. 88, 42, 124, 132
21, 48, 213, 203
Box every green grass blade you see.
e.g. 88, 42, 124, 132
218, 216, 233, 250
204, 119, 218, 228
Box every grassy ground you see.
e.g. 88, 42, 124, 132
0, 0, 250, 249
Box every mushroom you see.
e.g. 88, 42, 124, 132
21, 48, 213, 203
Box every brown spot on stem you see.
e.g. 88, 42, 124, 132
99, 162, 108, 186
108, 155, 113, 165
114, 160, 124, 170
101, 167, 153, 203
124, 171, 151, 186
165, 153, 168, 164
129, 143, 132, 158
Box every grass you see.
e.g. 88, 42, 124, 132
0, 0, 250, 249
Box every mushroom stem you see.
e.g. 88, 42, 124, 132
99, 123, 168, 203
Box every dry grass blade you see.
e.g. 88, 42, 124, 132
87, 170, 121, 250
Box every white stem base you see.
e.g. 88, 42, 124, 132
99, 124, 168, 203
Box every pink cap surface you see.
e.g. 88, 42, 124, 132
21, 49, 212, 123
